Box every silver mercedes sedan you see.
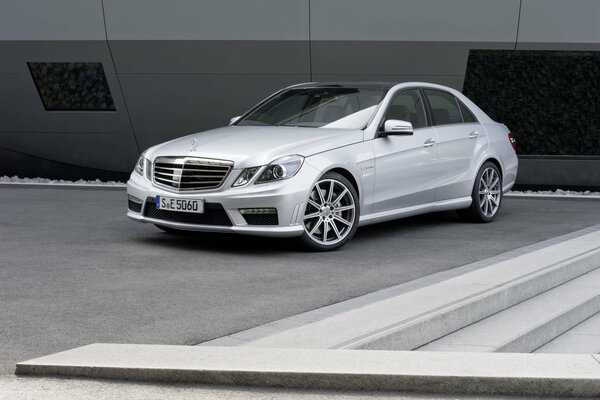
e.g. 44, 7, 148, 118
127, 82, 518, 250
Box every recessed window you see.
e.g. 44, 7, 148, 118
28, 62, 115, 111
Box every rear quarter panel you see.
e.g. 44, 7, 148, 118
481, 122, 519, 192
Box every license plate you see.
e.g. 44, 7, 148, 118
155, 196, 204, 214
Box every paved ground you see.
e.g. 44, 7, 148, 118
1, 186, 600, 378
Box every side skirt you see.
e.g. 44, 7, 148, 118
358, 197, 472, 227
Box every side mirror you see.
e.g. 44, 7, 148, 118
381, 119, 414, 136
229, 116, 241, 125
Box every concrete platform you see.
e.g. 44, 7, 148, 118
3, 375, 557, 400
536, 312, 600, 354
15, 344, 600, 397
234, 227, 600, 350
418, 267, 600, 352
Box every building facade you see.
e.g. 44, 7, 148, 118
0, 0, 598, 187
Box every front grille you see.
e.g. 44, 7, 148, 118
128, 199, 142, 213
153, 156, 233, 191
242, 213, 279, 226
143, 198, 232, 226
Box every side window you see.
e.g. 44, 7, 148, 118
424, 89, 462, 126
458, 100, 478, 123
384, 89, 427, 129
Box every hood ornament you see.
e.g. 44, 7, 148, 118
190, 138, 198, 152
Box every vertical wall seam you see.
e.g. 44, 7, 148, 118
100, 0, 141, 153
514, 0, 523, 50
308, 0, 313, 81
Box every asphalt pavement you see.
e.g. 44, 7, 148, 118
1, 186, 600, 376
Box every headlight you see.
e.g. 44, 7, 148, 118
232, 166, 260, 187
134, 152, 146, 175
256, 155, 304, 183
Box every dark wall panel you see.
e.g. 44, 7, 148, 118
120, 73, 309, 135
312, 74, 465, 90
311, 41, 471, 76
0, 73, 132, 133
0, 41, 115, 74
0, 132, 139, 172
0, 147, 129, 181
109, 41, 310, 74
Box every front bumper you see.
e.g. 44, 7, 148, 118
126, 163, 321, 238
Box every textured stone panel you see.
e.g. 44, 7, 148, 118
463, 50, 600, 156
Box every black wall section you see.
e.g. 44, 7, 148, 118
463, 50, 600, 156
0, 147, 129, 182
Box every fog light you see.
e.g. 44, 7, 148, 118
239, 208, 277, 215
128, 194, 143, 204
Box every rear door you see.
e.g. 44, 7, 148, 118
423, 89, 484, 201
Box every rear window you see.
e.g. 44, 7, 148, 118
458, 100, 478, 123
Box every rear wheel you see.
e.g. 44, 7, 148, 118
300, 172, 359, 251
459, 162, 502, 222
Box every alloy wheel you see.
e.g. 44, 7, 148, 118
303, 179, 356, 245
478, 167, 501, 218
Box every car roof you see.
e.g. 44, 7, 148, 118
289, 81, 398, 91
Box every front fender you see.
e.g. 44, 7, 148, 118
304, 141, 374, 215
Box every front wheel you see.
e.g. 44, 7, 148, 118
458, 162, 503, 223
300, 172, 359, 251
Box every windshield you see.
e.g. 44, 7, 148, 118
237, 87, 386, 129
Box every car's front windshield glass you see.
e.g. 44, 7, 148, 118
237, 87, 386, 129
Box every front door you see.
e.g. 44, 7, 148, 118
373, 89, 439, 212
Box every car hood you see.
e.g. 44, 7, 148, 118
146, 126, 364, 168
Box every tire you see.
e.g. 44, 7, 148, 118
458, 161, 503, 223
299, 172, 360, 251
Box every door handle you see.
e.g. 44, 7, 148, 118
423, 138, 436, 148
469, 131, 480, 139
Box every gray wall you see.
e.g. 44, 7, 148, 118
0, 0, 598, 184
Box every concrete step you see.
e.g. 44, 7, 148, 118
237, 228, 600, 350
417, 267, 600, 353
15, 344, 600, 397
535, 311, 600, 354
